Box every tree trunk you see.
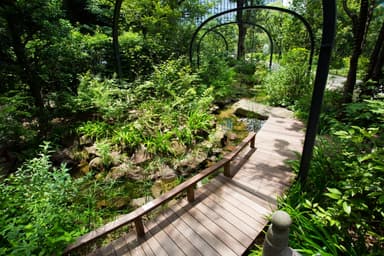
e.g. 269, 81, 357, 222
342, 0, 370, 103
113, 0, 123, 79
372, 43, 384, 81
365, 21, 384, 82
7, 15, 44, 109
237, 0, 246, 60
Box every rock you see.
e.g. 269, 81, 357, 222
131, 196, 153, 208
51, 148, 76, 168
97, 200, 107, 209
95, 172, 105, 180
79, 135, 93, 146
131, 144, 151, 164
200, 140, 213, 151
151, 178, 177, 198
110, 151, 121, 166
211, 127, 227, 147
170, 140, 186, 156
226, 131, 238, 141
160, 164, 177, 181
234, 107, 268, 120
177, 150, 208, 176
112, 197, 131, 210
151, 180, 163, 198
89, 157, 103, 170
106, 163, 144, 181
84, 145, 100, 157
78, 160, 90, 175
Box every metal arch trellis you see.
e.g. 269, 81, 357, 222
189, 5, 315, 75
196, 21, 274, 70
202, 29, 230, 56
189, 2, 337, 186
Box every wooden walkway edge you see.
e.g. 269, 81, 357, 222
66, 103, 304, 256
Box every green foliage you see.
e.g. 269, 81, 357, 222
0, 91, 37, 146
77, 121, 111, 140
0, 142, 148, 255
199, 57, 236, 101
281, 99, 384, 255
96, 141, 113, 167
262, 58, 311, 107
344, 100, 384, 128
279, 193, 349, 256
73, 58, 214, 156
112, 125, 142, 151
74, 73, 131, 121
0, 142, 84, 255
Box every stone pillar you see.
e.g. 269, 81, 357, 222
262, 210, 301, 256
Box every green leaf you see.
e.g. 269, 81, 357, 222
342, 201, 351, 215
324, 188, 342, 200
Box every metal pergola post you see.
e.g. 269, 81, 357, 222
298, 0, 337, 185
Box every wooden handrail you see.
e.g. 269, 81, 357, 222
64, 132, 256, 254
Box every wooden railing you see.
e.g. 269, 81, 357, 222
64, 132, 256, 254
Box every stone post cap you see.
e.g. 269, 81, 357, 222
271, 210, 292, 230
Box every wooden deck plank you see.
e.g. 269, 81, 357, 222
129, 243, 145, 256
139, 239, 154, 256
98, 244, 116, 256
187, 203, 246, 255
164, 202, 221, 256
145, 216, 185, 255
198, 191, 260, 237
170, 203, 238, 256
210, 176, 274, 215
193, 197, 253, 247
203, 181, 270, 224
198, 185, 266, 231
137, 224, 168, 256
112, 235, 131, 256
156, 209, 203, 256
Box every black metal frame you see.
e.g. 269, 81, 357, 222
189, 5, 315, 74
201, 29, 230, 55
196, 21, 274, 69
298, 0, 337, 185
189, 2, 337, 186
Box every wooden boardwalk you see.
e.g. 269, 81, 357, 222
68, 102, 304, 256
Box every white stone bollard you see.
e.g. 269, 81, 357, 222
262, 210, 301, 256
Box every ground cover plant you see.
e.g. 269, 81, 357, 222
2, 0, 384, 255
251, 83, 384, 255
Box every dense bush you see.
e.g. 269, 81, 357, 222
0, 143, 87, 255
74, 58, 215, 156
198, 56, 236, 101
278, 99, 384, 255
261, 48, 312, 108
0, 91, 37, 147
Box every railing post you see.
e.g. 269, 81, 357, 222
224, 161, 231, 177
187, 186, 195, 202
262, 210, 301, 256
134, 217, 145, 238
250, 134, 255, 149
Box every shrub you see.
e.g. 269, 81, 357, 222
0, 143, 85, 255
262, 64, 311, 107
0, 91, 37, 146
198, 56, 236, 101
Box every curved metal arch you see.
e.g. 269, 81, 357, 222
196, 21, 274, 70
208, 30, 230, 54
189, 5, 315, 74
